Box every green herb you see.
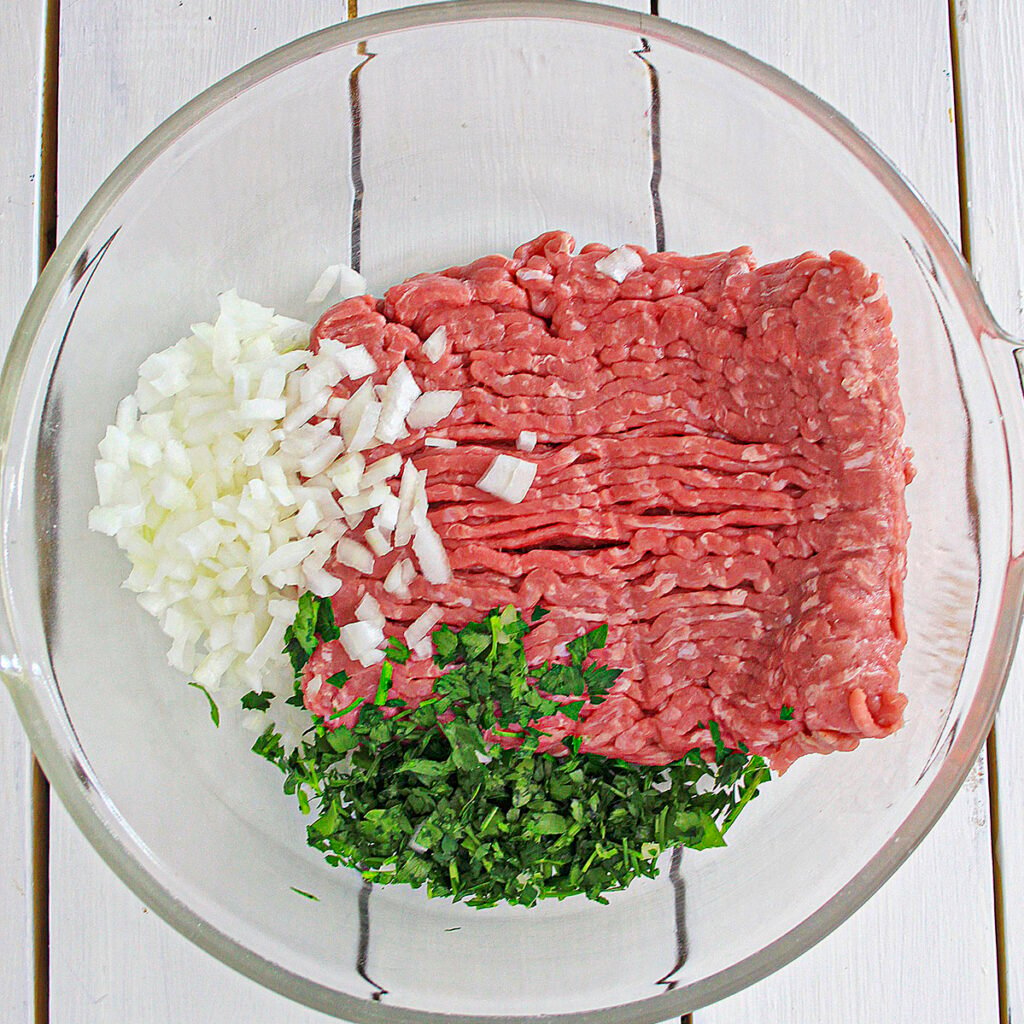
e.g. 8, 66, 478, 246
325, 671, 349, 689
188, 682, 220, 727
374, 661, 394, 705
289, 887, 319, 901
385, 637, 412, 664
253, 600, 770, 909
780, 705, 795, 721
240, 689, 274, 712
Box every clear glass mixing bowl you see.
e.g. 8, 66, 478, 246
3, 2, 1023, 1021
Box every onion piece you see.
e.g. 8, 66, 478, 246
356, 593, 386, 629
364, 527, 392, 556
338, 620, 384, 663
594, 246, 643, 283
333, 537, 374, 574
516, 430, 537, 453
375, 363, 422, 443
477, 453, 538, 504
361, 452, 402, 487
393, 460, 419, 548
306, 265, 341, 304
424, 436, 456, 449
404, 604, 443, 649
422, 326, 447, 363
336, 265, 368, 300
412, 518, 452, 584
405, 390, 460, 430
383, 558, 412, 599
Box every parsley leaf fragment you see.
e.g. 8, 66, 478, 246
240, 690, 274, 712
780, 705, 795, 721
188, 682, 220, 727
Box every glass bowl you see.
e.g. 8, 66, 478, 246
2, 2, 1022, 1021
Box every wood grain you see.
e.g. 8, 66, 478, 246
0, 2, 46, 1022
653, 2, 1001, 1020
955, 0, 1024, 1016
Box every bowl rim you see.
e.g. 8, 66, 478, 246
1, 2, 1018, 1021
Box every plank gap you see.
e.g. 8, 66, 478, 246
30, 762, 50, 1024
36, 0, 60, 272
33, 0, 60, 1021
948, 4, 1009, 1022
948, 3, 1008, 1023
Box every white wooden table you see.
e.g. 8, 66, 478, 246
1, 1, 1021, 1020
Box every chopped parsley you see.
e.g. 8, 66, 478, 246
241, 689, 274, 712
253, 599, 770, 908
780, 705, 795, 721
188, 682, 220, 727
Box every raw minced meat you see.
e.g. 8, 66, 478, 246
301, 231, 912, 771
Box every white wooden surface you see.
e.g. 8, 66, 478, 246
655, 4, 1002, 1021
0, 0, 1012, 1021
957, 0, 1024, 1015
0, 3, 46, 1024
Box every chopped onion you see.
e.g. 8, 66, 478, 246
356, 592, 386, 629
336, 265, 368, 300
412, 519, 452, 584
405, 390, 460, 430
306, 265, 341, 304
327, 452, 365, 497
477, 453, 537, 503
361, 452, 402, 487
404, 604, 443, 648
383, 558, 412, 599
364, 527, 392, 556
334, 537, 374, 575
516, 430, 537, 453
424, 436, 456, 449
594, 246, 643, 283
333, 344, 377, 380
393, 460, 419, 548
375, 362, 421, 443
422, 326, 447, 363
338, 620, 384, 662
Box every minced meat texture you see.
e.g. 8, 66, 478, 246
301, 231, 912, 771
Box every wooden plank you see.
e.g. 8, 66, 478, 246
0, 2, 46, 1022
956, 1, 1024, 1016
652, 2, 1000, 1019
50, 4, 349, 1022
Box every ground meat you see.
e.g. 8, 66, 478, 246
301, 232, 912, 772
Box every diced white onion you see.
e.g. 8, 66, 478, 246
424, 436, 456, 449
338, 620, 384, 662
405, 390, 460, 430
356, 593, 386, 629
307, 265, 342, 304
516, 430, 537, 453
361, 452, 402, 487
422, 326, 447, 363
364, 527, 392, 556
334, 537, 374, 575
334, 344, 377, 380
404, 604, 443, 649
375, 363, 421, 444
337, 265, 368, 300
477, 453, 538, 503
383, 557, 413, 599
412, 519, 452, 585
594, 245, 643, 283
